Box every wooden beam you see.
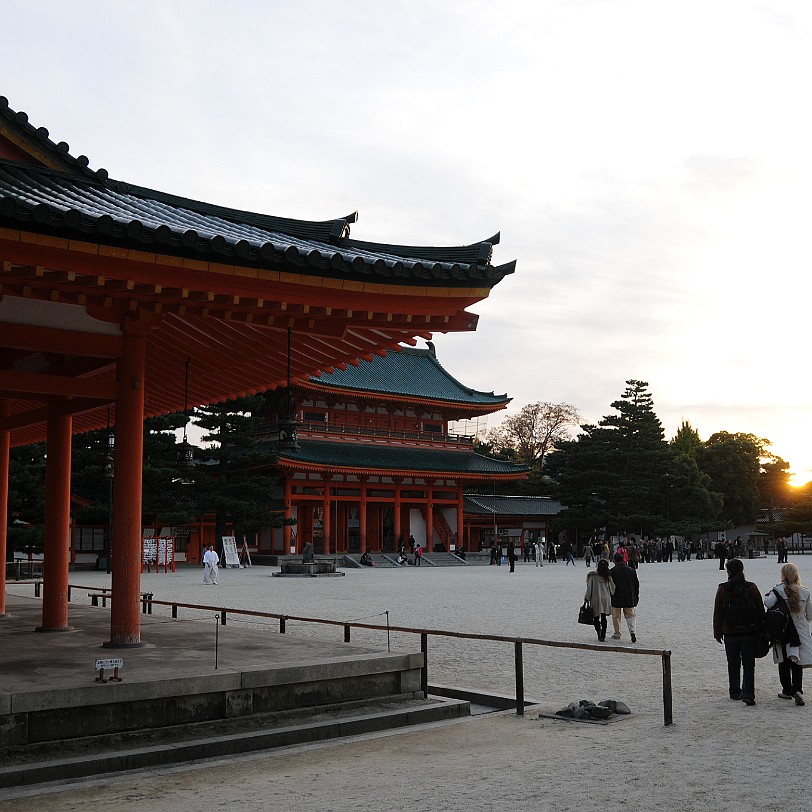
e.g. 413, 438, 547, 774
0, 369, 118, 400
0, 323, 123, 357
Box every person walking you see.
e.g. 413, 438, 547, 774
585, 559, 615, 642
583, 540, 594, 568
414, 542, 423, 566
716, 539, 727, 571
609, 553, 639, 642
534, 540, 544, 567
713, 558, 764, 705
203, 545, 219, 585
507, 541, 517, 573
776, 537, 788, 564
764, 563, 812, 705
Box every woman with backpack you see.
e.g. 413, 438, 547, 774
764, 563, 812, 705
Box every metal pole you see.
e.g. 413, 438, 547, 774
515, 640, 525, 716
214, 614, 220, 669
662, 651, 673, 726
386, 610, 390, 652
420, 632, 428, 697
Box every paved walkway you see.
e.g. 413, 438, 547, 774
2, 555, 809, 810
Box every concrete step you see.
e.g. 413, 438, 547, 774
0, 694, 469, 789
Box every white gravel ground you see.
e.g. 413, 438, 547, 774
3, 554, 808, 811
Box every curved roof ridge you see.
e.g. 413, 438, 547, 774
307, 343, 510, 407
0, 96, 102, 180
0, 98, 517, 287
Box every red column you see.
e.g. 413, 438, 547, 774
322, 475, 331, 554
0, 401, 10, 618
393, 478, 402, 550
425, 480, 434, 552
107, 329, 146, 647
456, 485, 465, 552
38, 403, 73, 632
359, 478, 368, 554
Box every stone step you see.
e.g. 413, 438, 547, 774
0, 695, 469, 789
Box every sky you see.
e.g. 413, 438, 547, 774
4, 0, 811, 483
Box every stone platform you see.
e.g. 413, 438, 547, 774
0, 595, 467, 788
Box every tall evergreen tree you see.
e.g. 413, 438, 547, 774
547, 380, 673, 535
696, 432, 763, 526
7, 443, 46, 554
193, 395, 279, 544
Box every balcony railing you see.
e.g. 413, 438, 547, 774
257, 420, 475, 446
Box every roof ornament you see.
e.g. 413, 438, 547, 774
426, 340, 436, 357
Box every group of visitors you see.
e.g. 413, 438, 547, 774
583, 553, 640, 643
713, 559, 812, 706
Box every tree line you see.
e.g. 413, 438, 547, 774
478, 379, 812, 540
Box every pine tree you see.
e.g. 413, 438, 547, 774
192, 395, 279, 544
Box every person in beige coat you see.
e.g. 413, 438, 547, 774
585, 559, 615, 642
764, 562, 812, 705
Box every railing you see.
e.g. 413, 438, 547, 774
17, 582, 674, 726
121, 594, 676, 725
259, 420, 475, 446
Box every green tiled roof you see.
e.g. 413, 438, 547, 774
275, 439, 526, 477
463, 495, 564, 516
309, 344, 509, 406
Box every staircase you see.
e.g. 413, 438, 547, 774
431, 507, 453, 550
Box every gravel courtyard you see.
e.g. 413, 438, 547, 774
3, 554, 807, 811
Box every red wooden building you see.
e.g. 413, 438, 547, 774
259, 341, 527, 556
0, 96, 517, 645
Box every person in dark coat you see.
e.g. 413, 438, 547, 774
507, 541, 518, 573
715, 540, 727, 571
713, 558, 765, 705
609, 553, 640, 642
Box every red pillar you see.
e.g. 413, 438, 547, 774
322, 475, 331, 555
393, 478, 402, 550
107, 329, 146, 647
456, 485, 465, 552
425, 480, 434, 552
359, 478, 368, 554
0, 402, 10, 618
38, 403, 73, 632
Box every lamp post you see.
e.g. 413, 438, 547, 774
103, 429, 114, 574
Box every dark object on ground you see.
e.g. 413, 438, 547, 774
553, 698, 631, 721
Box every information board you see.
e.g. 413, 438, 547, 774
222, 536, 241, 568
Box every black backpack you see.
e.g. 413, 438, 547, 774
725, 583, 756, 633
764, 589, 796, 645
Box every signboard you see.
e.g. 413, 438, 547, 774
142, 536, 175, 572
222, 536, 241, 568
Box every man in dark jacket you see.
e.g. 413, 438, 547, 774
713, 558, 765, 705
609, 553, 640, 642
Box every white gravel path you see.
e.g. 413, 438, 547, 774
2, 555, 807, 811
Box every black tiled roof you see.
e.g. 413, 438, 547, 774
308, 344, 509, 406
274, 439, 527, 477
463, 494, 564, 516
0, 97, 516, 288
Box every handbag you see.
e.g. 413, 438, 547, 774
578, 600, 595, 625
754, 631, 771, 659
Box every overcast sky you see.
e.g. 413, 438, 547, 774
5, 0, 811, 482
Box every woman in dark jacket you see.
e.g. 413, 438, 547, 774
713, 558, 765, 705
